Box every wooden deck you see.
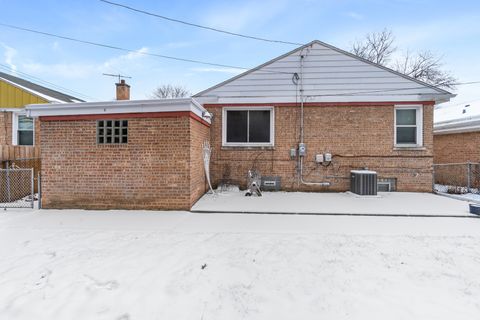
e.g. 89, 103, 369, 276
0, 145, 40, 161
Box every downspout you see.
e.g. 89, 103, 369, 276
298, 51, 330, 187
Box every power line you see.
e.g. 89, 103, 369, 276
0, 63, 96, 101
99, 0, 303, 46
0, 22, 297, 76
1, 22, 479, 99
0, 23, 251, 70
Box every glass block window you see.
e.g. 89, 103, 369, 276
97, 120, 128, 144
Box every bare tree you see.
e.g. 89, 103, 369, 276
152, 84, 190, 99
351, 29, 456, 89
393, 51, 457, 88
352, 29, 396, 65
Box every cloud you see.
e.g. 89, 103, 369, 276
191, 67, 244, 74
22, 62, 98, 79
344, 11, 364, 20
1, 43, 17, 72
102, 47, 149, 72
202, 0, 289, 32
19, 47, 150, 80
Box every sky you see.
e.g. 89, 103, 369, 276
0, 0, 479, 107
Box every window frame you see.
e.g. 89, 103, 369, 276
12, 111, 35, 146
222, 107, 275, 147
96, 119, 129, 145
394, 105, 423, 148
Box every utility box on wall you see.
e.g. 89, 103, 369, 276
350, 170, 377, 196
261, 176, 281, 191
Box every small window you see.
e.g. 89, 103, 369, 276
223, 108, 274, 146
97, 120, 128, 144
394, 106, 422, 147
17, 115, 34, 146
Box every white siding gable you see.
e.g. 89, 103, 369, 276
195, 40, 452, 104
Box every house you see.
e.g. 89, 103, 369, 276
26, 40, 453, 210
434, 100, 480, 164
194, 40, 453, 193
0, 71, 84, 161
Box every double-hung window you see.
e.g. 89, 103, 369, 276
222, 107, 274, 147
394, 105, 423, 147
12, 114, 34, 146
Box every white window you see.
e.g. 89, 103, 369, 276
222, 107, 274, 147
394, 105, 423, 147
12, 112, 34, 146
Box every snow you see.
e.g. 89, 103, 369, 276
435, 99, 480, 123
193, 190, 473, 216
1, 209, 480, 320
434, 184, 480, 203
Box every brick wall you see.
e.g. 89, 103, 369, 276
40, 115, 209, 210
189, 117, 210, 207
205, 103, 434, 192
433, 131, 480, 164
0, 111, 12, 145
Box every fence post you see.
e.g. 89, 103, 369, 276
37, 172, 41, 209
30, 168, 34, 209
6, 160, 11, 203
467, 162, 472, 193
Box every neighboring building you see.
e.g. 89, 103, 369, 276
27, 40, 453, 210
434, 100, 480, 164
0, 71, 83, 160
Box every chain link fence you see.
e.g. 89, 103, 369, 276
0, 168, 34, 208
433, 162, 480, 194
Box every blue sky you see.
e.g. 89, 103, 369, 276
0, 0, 479, 106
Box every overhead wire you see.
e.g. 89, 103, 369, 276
0, 23, 300, 76
1, 23, 479, 98
99, 0, 303, 46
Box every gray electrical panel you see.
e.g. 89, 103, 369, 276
261, 176, 282, 191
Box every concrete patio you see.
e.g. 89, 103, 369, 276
192, 191, 477, 217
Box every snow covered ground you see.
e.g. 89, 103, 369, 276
434, 184, 480, 203
1, 210, 480, 320
193, 190, 474, 216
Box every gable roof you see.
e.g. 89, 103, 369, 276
194, 40, 453, 104
0, 71, 85, 103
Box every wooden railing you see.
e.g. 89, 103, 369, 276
0, 145, 40, 161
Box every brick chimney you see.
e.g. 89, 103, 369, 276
116, 79, 130, 100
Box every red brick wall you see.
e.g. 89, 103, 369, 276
40, 116, 209, 210
433, 132, 480, 164
189, 118, 210, 207
205, 103, 434, 192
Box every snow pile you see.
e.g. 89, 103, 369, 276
1, 210, 480, 320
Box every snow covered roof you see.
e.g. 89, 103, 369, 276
0, 71, 85, 103
434, 100, 480, 134
26, 98, 211, 124
195, 40, 454, 104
